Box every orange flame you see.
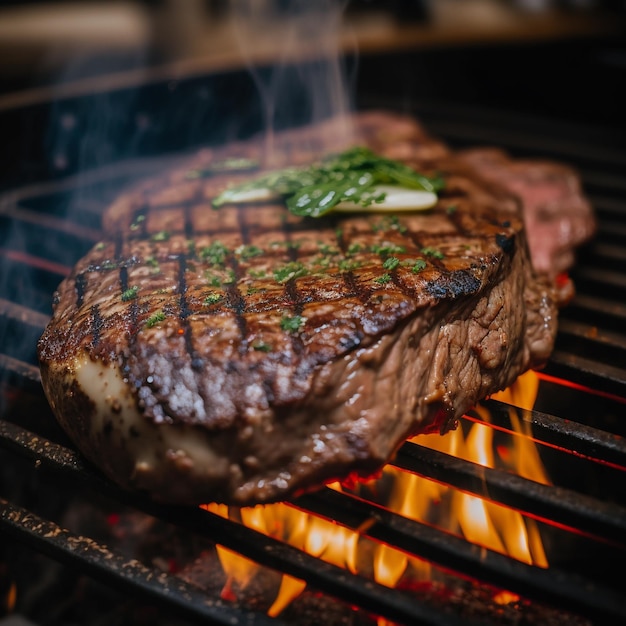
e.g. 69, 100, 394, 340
205, 370, 549, 615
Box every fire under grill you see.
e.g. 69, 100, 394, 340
1, 42, 626, 625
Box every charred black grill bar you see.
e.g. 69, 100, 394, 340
2, 39, 626, 625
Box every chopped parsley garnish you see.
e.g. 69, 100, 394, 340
382, 257, 400, 271
204, 271, 223, 287
212, 146, 444, 218
411, 259, 427, 273
252, 340, 272, 352
318, 243, 339, 256
273, 262, 308, 283
200, 241, 229, 266
203, 293, 222, 305
235, 244, 263, 259
280, 314, 305, 333
152, 230, 170, 242
339, 259, 361, 271
145, 310, 166, 328
121, 286, 139, 301
130, 214, 146, 231
371, 243, 406, 256
372, 215, 407, 233
222, 269, 236, 285
145, 256, 161, 273
421, 247, 445, 260
374, 273, 392, 284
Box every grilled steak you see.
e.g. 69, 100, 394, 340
38, 113, 565, 506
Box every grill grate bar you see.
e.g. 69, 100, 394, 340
572, 267, 626, 298
595, 220, 626, 240
544, 349, 626, 398
589, 195, 626, 219
393, 441, 626, 545
416, 119, 626, 173
0, 497, 283, 626
580, 242, 626, 265
0, 420, 476, 626
0, 203, 102, 243
560, 293, 626, 333
0, 297, 50, 330
554, 319, 626, 371
480, 399, 626, 468
0, 354, 41, 391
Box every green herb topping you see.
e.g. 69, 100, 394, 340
212, 146, 444, 218
121, 286, 139, 302
203, 293, 222, 305
145, 255, 161, 273
273, 262, 308, 283
145, 310, 166, 328
200, 241, 229, 266
152, 230, 170, 242
421, 247, 445, 260
411, 259, 427, 273
130, 215, 146, 231
382, 257, 400, 271
374, 273, 392, 285
235, 244, 263, 259
280, 314, 305, 333
371, 243, 406, 256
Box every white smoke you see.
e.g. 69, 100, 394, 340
229, 0, 355, 164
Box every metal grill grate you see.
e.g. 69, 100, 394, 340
2, 73, 626, 624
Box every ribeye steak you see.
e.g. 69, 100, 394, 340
38, 112, 567, 505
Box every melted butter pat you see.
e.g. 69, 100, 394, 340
335, 185, 437, 212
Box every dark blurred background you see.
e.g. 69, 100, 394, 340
1, 1, 625, 92
0, 0, 625, 188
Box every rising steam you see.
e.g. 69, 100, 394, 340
229, 0, 355, 165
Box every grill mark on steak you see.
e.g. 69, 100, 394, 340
342, 270, 371, 303
280, 216, 307, 357
134, 207, 149, 238
89, 304, 103, 349
75, 272, 87, 308
183, 202, 195, 240
119, 261, 141, 336
225, 261, 250, 355
236, 205, 251, 246
119, 263, 129, 292
177, 255, 206, 375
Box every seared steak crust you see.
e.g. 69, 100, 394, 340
38, 114, 560, 505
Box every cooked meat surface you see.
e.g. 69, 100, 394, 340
38, 112, 564, 505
